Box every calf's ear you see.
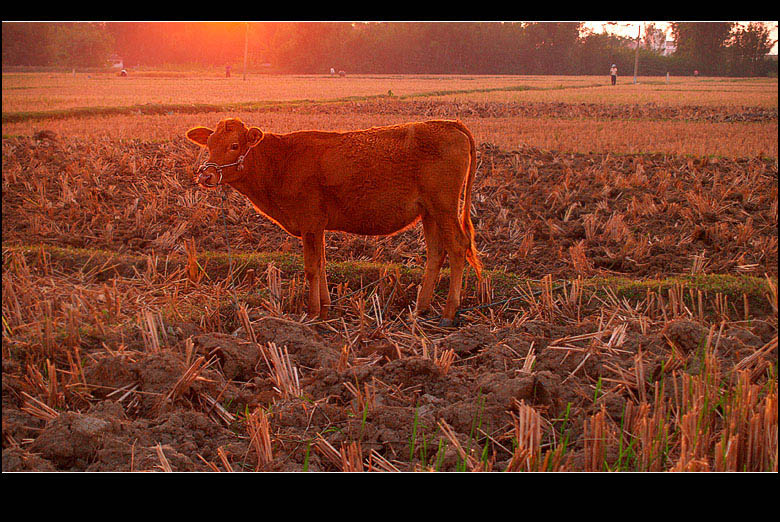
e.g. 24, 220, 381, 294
247, 127, 264, 148
186, 126, 213, 146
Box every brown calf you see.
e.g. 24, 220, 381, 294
185, 118, 481, 325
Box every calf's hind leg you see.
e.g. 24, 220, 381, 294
438, 217, 470, 327
415, 215, 446, 316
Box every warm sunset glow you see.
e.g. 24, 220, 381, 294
2, 20, 777, 474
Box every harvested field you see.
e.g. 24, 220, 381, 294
2, 73, 777, 472
4, 98, 777, 158
2, 73, 593, 114
2, 138, 777, 279
263, 98, 779, 123
433, 77, 780, 107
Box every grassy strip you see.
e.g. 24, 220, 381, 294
1, 82, 608, 124
3, 101, 274, 123
4, 243, 776, 316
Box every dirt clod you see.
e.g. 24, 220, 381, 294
662, 320, 709, 353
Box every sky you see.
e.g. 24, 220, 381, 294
581, 21, 779, 55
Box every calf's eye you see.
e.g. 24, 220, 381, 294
230, 143, 239, 150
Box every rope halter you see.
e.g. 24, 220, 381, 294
196, 149, 249, 187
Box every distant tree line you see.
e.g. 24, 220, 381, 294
2, 21, 777, 77
3, 22, 114, 68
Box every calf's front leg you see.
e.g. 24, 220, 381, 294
302, 231, 327, 319
319, 237, 331, 315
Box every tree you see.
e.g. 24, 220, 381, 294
643, 23, 667, 53
5, 21, 772, 76
48, 23, 114, 68
670, 22, 734, 75
575, 30, 635, 75
2, 22, 54, 65
727, 22, 776, 76
521, 22, 582, 74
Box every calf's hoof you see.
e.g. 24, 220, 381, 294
438, 317, 455, 328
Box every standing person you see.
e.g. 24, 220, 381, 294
226, 65, 232, 78
610, 64, 618, 86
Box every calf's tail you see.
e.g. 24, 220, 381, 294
456, 121, 483, 281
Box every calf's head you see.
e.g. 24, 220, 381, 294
186, 118, 264, 187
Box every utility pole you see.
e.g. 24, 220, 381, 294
633, 24, 641, 84
243, 22, 249, 81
